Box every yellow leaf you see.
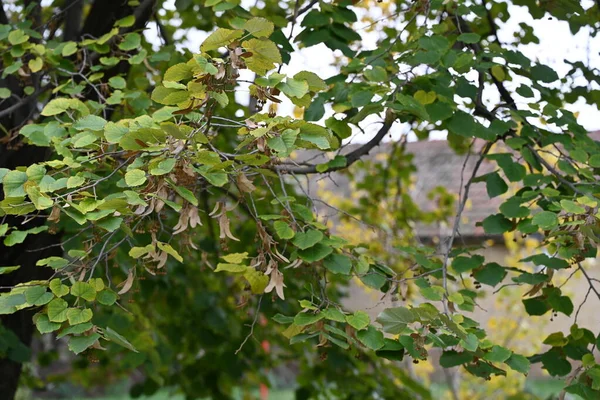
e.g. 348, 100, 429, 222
491, 65, 506, 81
414, 90, 437, 105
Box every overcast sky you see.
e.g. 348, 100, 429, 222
147, 0, 600, 143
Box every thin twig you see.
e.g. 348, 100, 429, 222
235, 295, 263, 354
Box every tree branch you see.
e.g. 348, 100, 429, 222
527, 145, 584, 194
0, 1, 8, 25
275, 109, 396, 174
63, 0, 84, 41
0, 85, 51, 122
289, 0, 319, 22
154, 12, 170, 45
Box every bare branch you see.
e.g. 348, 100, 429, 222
276, 109, 395, 174
290, 0, 319, 22
0, 84, 51, 121
527, 145, 584, 195
440, 140, 494, 313
235, 296, 263, 354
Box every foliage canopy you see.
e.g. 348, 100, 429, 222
0, 0, 600, 399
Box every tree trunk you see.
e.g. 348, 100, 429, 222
0, 1, 155, 398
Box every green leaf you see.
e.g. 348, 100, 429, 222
523, 296, 550, 316
346, 311, 370, 330
530, 64, 559, 83
66, 308, 93, 325
34, 314, 61, 334
4, 231, 27, 247
151, 87, 189, 105
215, 263, 247, 273
485, 172, 508, 198
62, 41, 78, 56
547, 293, 573, 316
71, 282, 96, 301
164, 63, 193, 82
37, 257, 68, 269
299, 132, 330, 149
451, 255, 484, 274
243, 17, 274, 38
482, 214, 512, 235
520, 254, 569, 269
41, 98, 71, 116
47, 298, 69, 322
292, 229, 323, 250
68, 333, 101, 355
457, 33, 481, 43
49, 279, 69, 297
24, 286, 53, 306
8, 29, 29, 45
201, 28, 243, 52
242, 39, 282, 75
150, 158, 177, 175
294, 312, 324, 326
460, 333, 479, 352
414, 90, 437, 105
588, 154, 600, 167
543, 332, 568, 347
116, 15, 135, 27
104, 122, 128, 143
393, 93, 429, 120
440, 350, 473, 368
323, 254, 352, 275
169, 183, 198, 206
28, 57, 43, 73
278, 78, 309, 98
104, 327, 138, 352
322, 308, 346, 322
560, 200, 585, 214
298, 243, 332, 262
376, 307, 415, 334
488, 154, 526, 182
364, 66, 388, 82
0, 266, 20, 275
532, 211, 559, 230
3, 170, 27, 197
274, 221, 295, 239
506, 354, 530, 374
74, 115, 107, 131
500, 198, 530, 218
119, 32, 141, 51
96, 290, 118, 306
129, 245, 153, 258
125, 169, 147, 187
325, 117, 352, 140
294, 71, 328, 92
108, 76, 127, 89
473, 263, 506, 287
67, 175, 85, 189
483, 345, 512, 363
157, 242, 183, 262
357, 325, 385, 350
222, 252, 248, 263
56, 322, 93, 339
541, 349, 571, 376
243, 269, 269, 294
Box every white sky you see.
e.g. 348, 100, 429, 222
146, 0, 600, 143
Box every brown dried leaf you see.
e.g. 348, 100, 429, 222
118, 269, 135, 295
